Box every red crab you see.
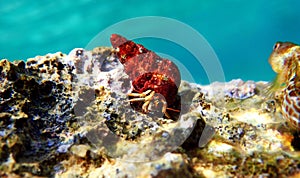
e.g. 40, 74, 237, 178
110, 34, 181, 118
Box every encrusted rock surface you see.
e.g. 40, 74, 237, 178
0, 47, 299, 177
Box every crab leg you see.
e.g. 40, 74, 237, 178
128, 90, 155, 113
128, 90, 176, 118
128, 89, 152, 99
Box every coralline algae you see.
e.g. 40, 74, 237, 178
0, 40, 300, 177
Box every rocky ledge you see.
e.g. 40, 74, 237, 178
0, 47, 299, 177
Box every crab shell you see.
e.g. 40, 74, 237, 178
110, 34, 181, 108
132, 72, 179, 107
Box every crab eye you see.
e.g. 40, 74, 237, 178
273, 42, 281, 50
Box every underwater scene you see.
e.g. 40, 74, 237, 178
1, 0, 300, 177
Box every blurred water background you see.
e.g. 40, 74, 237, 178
1, 0, 300, 84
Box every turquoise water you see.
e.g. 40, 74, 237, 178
1, 0, 300, 84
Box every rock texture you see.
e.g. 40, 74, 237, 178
0, 47, 299, 177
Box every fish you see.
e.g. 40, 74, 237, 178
268, 41, 300, 131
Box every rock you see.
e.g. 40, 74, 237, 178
0, 46, 299, 177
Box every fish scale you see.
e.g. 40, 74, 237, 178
282, 74, 300, 130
